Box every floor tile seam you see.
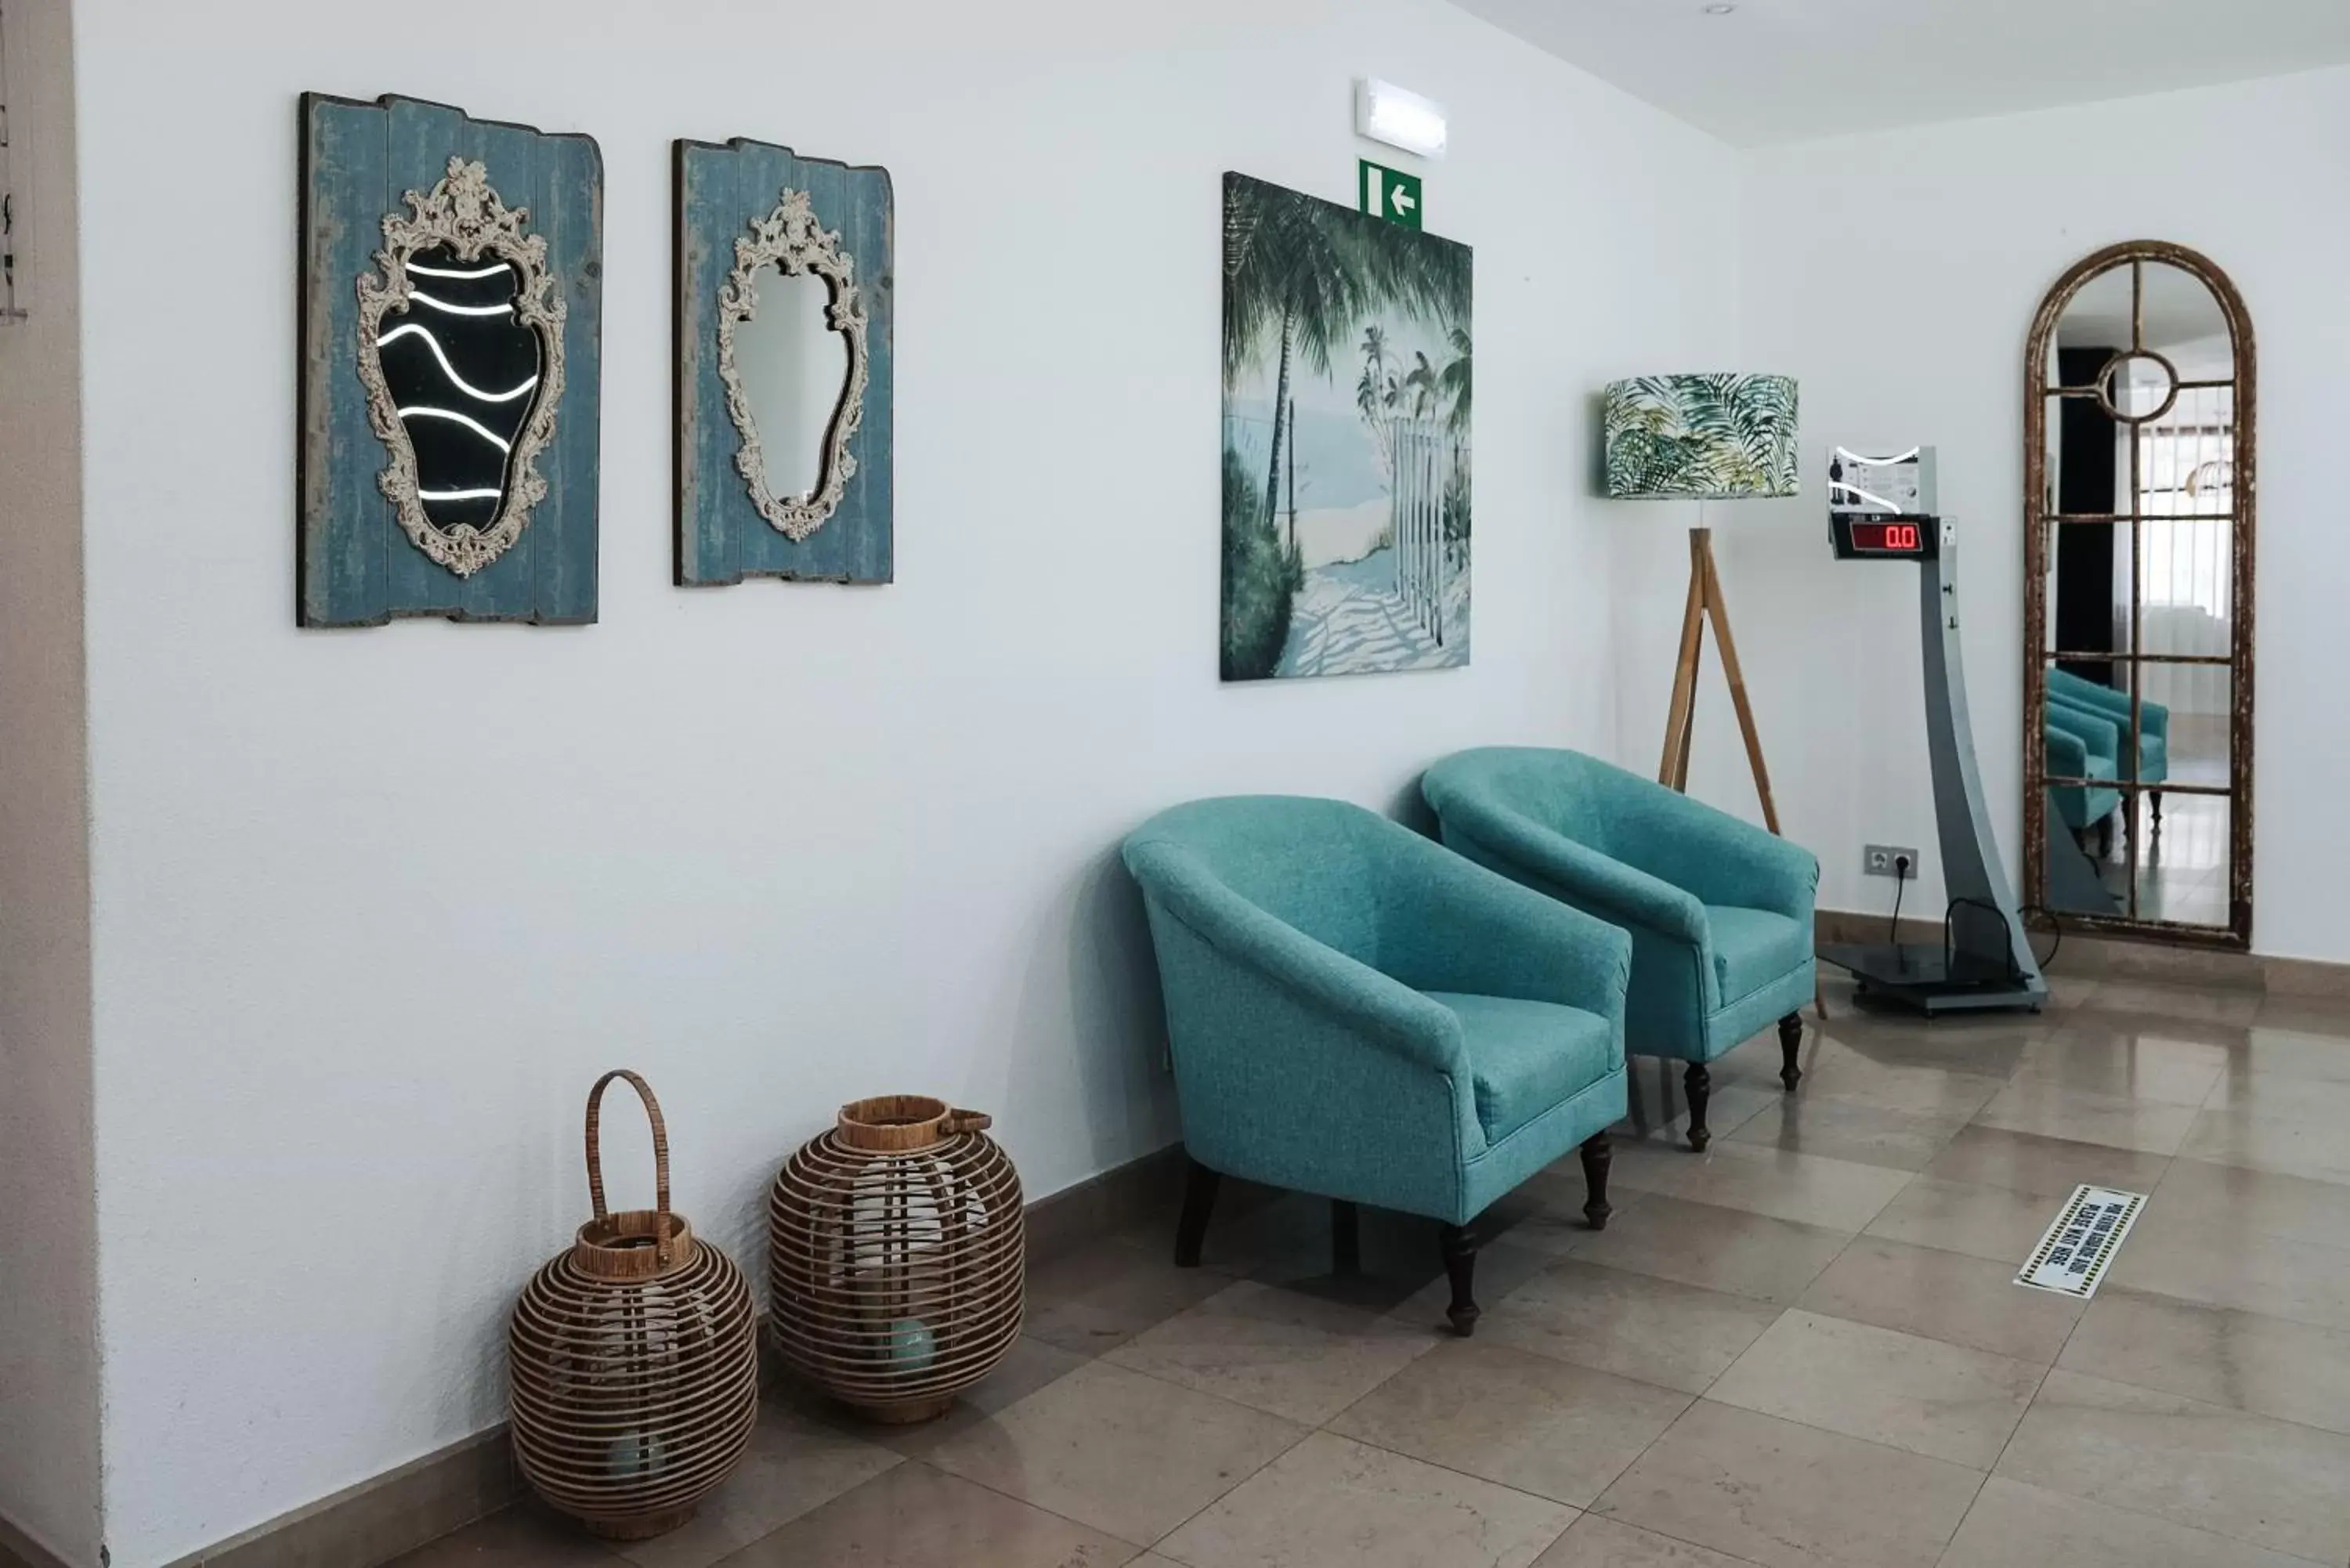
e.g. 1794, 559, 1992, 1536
1928, 1477, 2340, 1568
2038, 1345, 2350, 1447
1965, 1100, 2196, 1159
1575, 1184, 1875, 1265
1571, 1504, 1774, 1568
1090, 1337, 1397, 1433
869, 1456, 1155, 1563
1964, 1388, 2350, 1568
1300, 1422, 1602, 1517
1773, 1291, 2073, 1371
2080, 1275, 2350, 1357
1918, 1153, 2176, 1205
1315, 1348, 1705, 1508
1925, 1463, 1999, 1568
1396, 1273, 1727, 1401
1697, 1307, 2048, 1467
2126, 1186, 2350, 1259
1132, 1424, 1553, 1566
1629, 1395, 1997, 1492
1554, 1227, 1851, 1309
677, 1457, 916, 1568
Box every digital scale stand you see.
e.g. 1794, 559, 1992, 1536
1817, 450, 2047, 1015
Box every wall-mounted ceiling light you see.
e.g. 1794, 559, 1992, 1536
1702, 3, 1738, 13
1356, 78, 1448, 161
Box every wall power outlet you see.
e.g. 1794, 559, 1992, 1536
1864, 844, 1919, 879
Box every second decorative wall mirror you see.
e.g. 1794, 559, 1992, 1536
2023, 241, 2254, 946
298, 93, 604, 627
675, 139, 894, 586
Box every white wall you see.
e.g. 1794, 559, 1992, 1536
0, 0, 101, 1562
67, 2, 1737, 1559
1714, 66, 2350, 959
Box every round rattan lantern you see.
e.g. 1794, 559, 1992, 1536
510, 1071, 758, 1540
768, 1095, 1024, 1423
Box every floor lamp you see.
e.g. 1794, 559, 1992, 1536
1603, 374, 1801, 819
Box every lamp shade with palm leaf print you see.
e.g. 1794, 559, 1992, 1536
1602, 374, 1799, 500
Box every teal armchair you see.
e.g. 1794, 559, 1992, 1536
1422, 748, 1818, 1151
1122, 796, 1631, 1335
2048, 667, 2168, 844
2044, 701, 2121, 842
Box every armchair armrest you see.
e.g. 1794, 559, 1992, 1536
1587, 773, 1819, 925
2044, 700, 2119, 768
1434, 796, 1709, 948
1376, 829, 1632, 1028
2044, 721, 2088, 777
1122, 840, 1468, 1079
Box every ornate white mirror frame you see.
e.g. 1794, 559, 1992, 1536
716, 188, 870, 542
355, 157, 566, 579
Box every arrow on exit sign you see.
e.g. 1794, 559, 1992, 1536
1359, 160, 1422, 230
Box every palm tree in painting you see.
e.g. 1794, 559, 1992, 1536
1225, 174, 1470, 549
1437, 325, 1471, 435
1224, 177, 1357, 550
1401, 351, 1441, 420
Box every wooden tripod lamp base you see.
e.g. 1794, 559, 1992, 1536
1658, 527, 1780, 832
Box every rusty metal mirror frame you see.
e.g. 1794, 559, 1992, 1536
2023, 240, 2256, 949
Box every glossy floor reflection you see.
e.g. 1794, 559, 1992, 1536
405, 974, 2350, 1568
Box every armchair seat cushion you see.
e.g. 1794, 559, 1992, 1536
1423, 991, 1617, 1143
1706, 904, 1810, 1005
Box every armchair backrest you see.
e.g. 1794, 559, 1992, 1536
1422, 746, 1654, 863
1121, 796, 1398, 967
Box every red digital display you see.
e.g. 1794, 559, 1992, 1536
1851, 521, 1924, 553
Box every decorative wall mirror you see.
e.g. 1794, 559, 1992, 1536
676, 139, 893, 587
719, 190, 869, 540
2023, 241, 2254, 946
358, 161, 562, 579
298, 94, 603, 627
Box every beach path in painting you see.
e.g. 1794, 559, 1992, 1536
1277, 547, 1470, 677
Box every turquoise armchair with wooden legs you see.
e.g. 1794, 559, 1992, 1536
1122, 797, 1632, 1335
1422, 748, 1820, 1152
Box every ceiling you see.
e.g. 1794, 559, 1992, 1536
1452, 0, 2350, 146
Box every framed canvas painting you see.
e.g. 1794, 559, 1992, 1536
1220, 172, 1470, 681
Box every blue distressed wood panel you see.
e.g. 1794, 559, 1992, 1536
298, 93, 602, 627
674, 138, 892, 587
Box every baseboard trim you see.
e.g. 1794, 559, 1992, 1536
156, 1140, 1191, 1568
1022, 1140, 1187, 1261
0, 1511, 76, 1568
157, 1428, 516, 1568
1816, 908, 2350, 996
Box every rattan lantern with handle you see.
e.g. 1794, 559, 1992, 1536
509, 1070, 758, 1540
768, 1095, 1024, 1423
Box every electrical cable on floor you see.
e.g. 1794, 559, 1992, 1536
1888, 854, 1909, 942
2020, 903, 2066, 970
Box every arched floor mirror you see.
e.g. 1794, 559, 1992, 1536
2024, 241, 2254, 947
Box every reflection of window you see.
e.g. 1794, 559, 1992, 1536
2137, 385, 2232, 620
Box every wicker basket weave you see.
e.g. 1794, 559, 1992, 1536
509, 1071, 758, 1539
768, 1095, 1024, 1422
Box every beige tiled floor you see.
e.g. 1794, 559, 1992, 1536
402, 975, 2350, 1568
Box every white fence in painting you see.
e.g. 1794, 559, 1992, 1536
1386, 417, 1466, 650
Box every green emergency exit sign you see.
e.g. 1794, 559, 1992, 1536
1358, 160, 1422, 230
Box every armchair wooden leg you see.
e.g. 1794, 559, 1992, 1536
1683, 1062, 1712, 1152
1579, 1133, 1613, 1230
1332, 1199, 1361, 1275
1778, 1013, 1804, 1090
1438, 1223, 1480, 1337
1174, 1161, 1220, 1269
